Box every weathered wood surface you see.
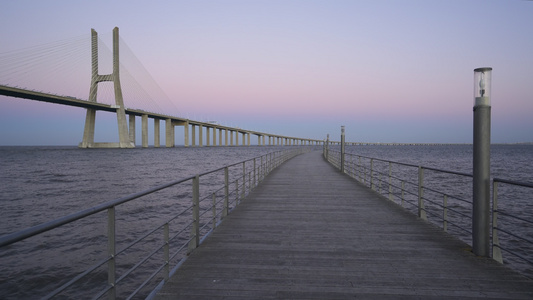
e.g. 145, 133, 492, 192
155, 150, 533, 299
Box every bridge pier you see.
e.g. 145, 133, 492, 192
154, 119, 160, 147
165, 118, 174, 147
191, 125, 196, 147
142, 114, 148, 148
199, 125, 203, 147
224, 129, 228, 146
129, 115, 135, 146
183, 121, 189, 147
206, 127, 211, 146
80, 109, 96, 148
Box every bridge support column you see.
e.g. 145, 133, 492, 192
81, 109, 96, 148
206, 127, 211, 146
154, 119, 160, 147
165, 118, 174, 147
129, 115, 136, 145
199, 125, 203, 147
142, 114, 148, 148
183, 121, 189, 147
191, 125, 196, 147
247, 133, 250, 146
225, 130, 229, 146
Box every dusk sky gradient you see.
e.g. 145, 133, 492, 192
1, 0, 532, 145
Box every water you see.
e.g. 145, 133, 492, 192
1, 144, 532, 298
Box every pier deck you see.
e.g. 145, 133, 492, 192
155, 150, 533, 299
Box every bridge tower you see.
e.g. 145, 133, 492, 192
79, 27, 134, 148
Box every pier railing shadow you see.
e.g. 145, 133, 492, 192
0, 147, 308, 299
325, 147, 533, 279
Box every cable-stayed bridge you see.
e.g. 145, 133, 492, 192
0, 27, 323, 148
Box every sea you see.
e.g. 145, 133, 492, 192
0, 144, 532, 299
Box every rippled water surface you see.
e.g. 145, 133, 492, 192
0, 144, 532, 298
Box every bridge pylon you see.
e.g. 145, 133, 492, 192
79, 27, 134, 148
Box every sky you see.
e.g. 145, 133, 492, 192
0, 0, 532, 145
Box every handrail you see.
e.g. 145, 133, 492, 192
324, 146, 533, 278
0, 147, 310, 299
0, 177, 193, 247
491, 178, 533, 272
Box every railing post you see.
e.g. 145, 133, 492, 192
212, 193, 217, 230
325, 134, 329, 161
164, 223, 169, 281
242, 162, 246, 198
188, 175, 200, 253
388, 162, 393, 201
370, 158, 374, 190
107, 207, 116, 300
253, 158, 256, 187
492, 181, 503, 263
223, 167, 229, 217
401, 181, 405, 207
443, 195, 448, 232
269, 152, 272, 174
260, 156, 264, 182
235, 179, 239, 204
418, 166, 427, 220
358, 156, 362, 181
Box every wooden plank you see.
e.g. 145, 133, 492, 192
155, 150, 533, 299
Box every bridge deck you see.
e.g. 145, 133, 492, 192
155, 151, 533, 299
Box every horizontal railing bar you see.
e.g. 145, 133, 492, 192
116, 242, 166, 286
498, 211, 533, 225
446, 220, 472, 234
199, 221, 211, 233
116, 224, 164, 259
422, 186, 471, 203
43, 255, 112, 300
496, 227, 533, 245
446, 207, 471, 219
0, 176, 194, 247
126, 261, 167, 300
167, 205, 194, 224
498, 245, 533, 265
169, 236, 194, 261
169, 226, 189, 245
92, 284, 112, 300
494, 178, 533, 188
339, 150, 473, 177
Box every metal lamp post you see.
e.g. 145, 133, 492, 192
472, 67, 492, 257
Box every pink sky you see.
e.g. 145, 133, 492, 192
1, 0, 532, 145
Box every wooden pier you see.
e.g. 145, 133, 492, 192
155, 150, 533, 299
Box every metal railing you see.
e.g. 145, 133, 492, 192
0, 147, 307, 299
326, 148, 473, 236
492, 178, 533, 271
325, 147, 533, 277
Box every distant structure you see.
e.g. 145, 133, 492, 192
80, 27, 133, 148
